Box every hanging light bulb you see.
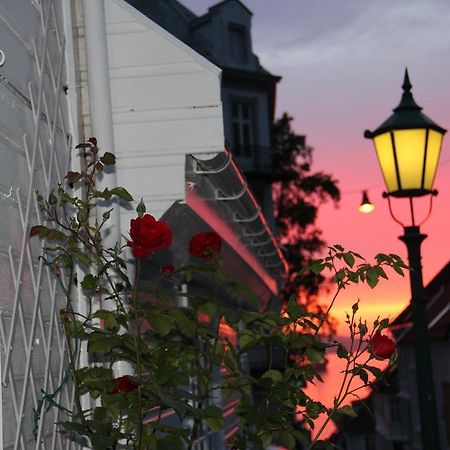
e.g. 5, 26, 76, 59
359, 191, 375, 213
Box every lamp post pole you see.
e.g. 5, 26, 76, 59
365, 70, 446, 450
399, 226, 440, 450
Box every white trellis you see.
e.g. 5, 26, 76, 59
0, 0, 77, 448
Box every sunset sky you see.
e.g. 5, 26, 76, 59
185, 0, 450, 331
183, 0, 450, 437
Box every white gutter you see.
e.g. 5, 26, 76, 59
83, 0, 121, 248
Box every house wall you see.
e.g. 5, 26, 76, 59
0, 0, 77, 448
103, 0, 225, 226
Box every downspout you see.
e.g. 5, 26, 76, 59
83, 0, 130, 376
83, 0, 121, 248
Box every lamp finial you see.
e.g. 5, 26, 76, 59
402, 68, 412, 93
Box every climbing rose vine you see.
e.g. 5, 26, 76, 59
30, 140, 405, 450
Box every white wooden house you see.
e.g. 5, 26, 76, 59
0, 1, 285, 448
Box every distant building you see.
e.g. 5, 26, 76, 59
125, 0, 281, 225
331, 261, 450, 450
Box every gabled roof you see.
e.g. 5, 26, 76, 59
125, 0, 196, 42
391, 261, 450, 341
207, 0, 253, 17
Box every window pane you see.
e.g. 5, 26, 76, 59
242, 124, 252, 156
233, 122, 241, 155
232, 102, 239, 118
230, 100, 256, 157
229, 25, 247, 63
242, 103, 250, 119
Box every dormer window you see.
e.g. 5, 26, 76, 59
228, 24, 247, 63
231, 99, 256, 157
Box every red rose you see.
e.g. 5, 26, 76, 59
110, 375, 138, 394
370, 332, 396, 360
161, 264, 174, 275
127, 214, 172, 258
189, 232, 221, 261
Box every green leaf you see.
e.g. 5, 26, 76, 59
206, 417, 224, 432
293, 430, 309, 447
358, 369, 369, 384
306, 347, 324, 363
337, 344, 348, 359
306, 401, 326, 419
343, 252, 355, 268
65, 171, 82, 183
335, 405, 357, 417
100, 152, 116, 165
110, 187, 133, 202
148, 314, 173, 336
238, 334, 258, 352
365, 365, 383, 378
310, 259, 325, 274
30, 225, 47, 238
282, 433, 296, 450
81, 274, 97, 290
87, 332, 121, 353
156, 435, 184, 450
58, 421, 90, 437
366, 268, 379, 288
261, 369, 283, 384
204, 405, 223, 418
303, 318, 319, 331
260, 433, 273, 448
46, 229, 65, 241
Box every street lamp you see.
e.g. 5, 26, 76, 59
364, 69, 446, 450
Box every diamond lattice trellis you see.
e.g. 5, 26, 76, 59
0, 0, 78, 448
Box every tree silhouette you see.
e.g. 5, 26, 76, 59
272, 113, 340, 328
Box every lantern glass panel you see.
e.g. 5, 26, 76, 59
423, 129, 443, 190
393, 129, 426, 190
374, 132, 398, 192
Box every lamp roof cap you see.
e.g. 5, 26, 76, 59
365, 68, 446, 138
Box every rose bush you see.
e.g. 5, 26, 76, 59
31, 140, 406, 450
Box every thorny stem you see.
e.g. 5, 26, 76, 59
314, 285, 342, 338
309, 311, 375, 449
132, 258, 144, 449
62, 265, 91, 433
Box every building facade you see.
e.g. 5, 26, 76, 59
0, 0, 286, 448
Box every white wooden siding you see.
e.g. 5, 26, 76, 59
104, 0, 224, 225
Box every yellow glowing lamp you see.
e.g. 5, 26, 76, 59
358, 191, 375, 213
364, 69, 446, 197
